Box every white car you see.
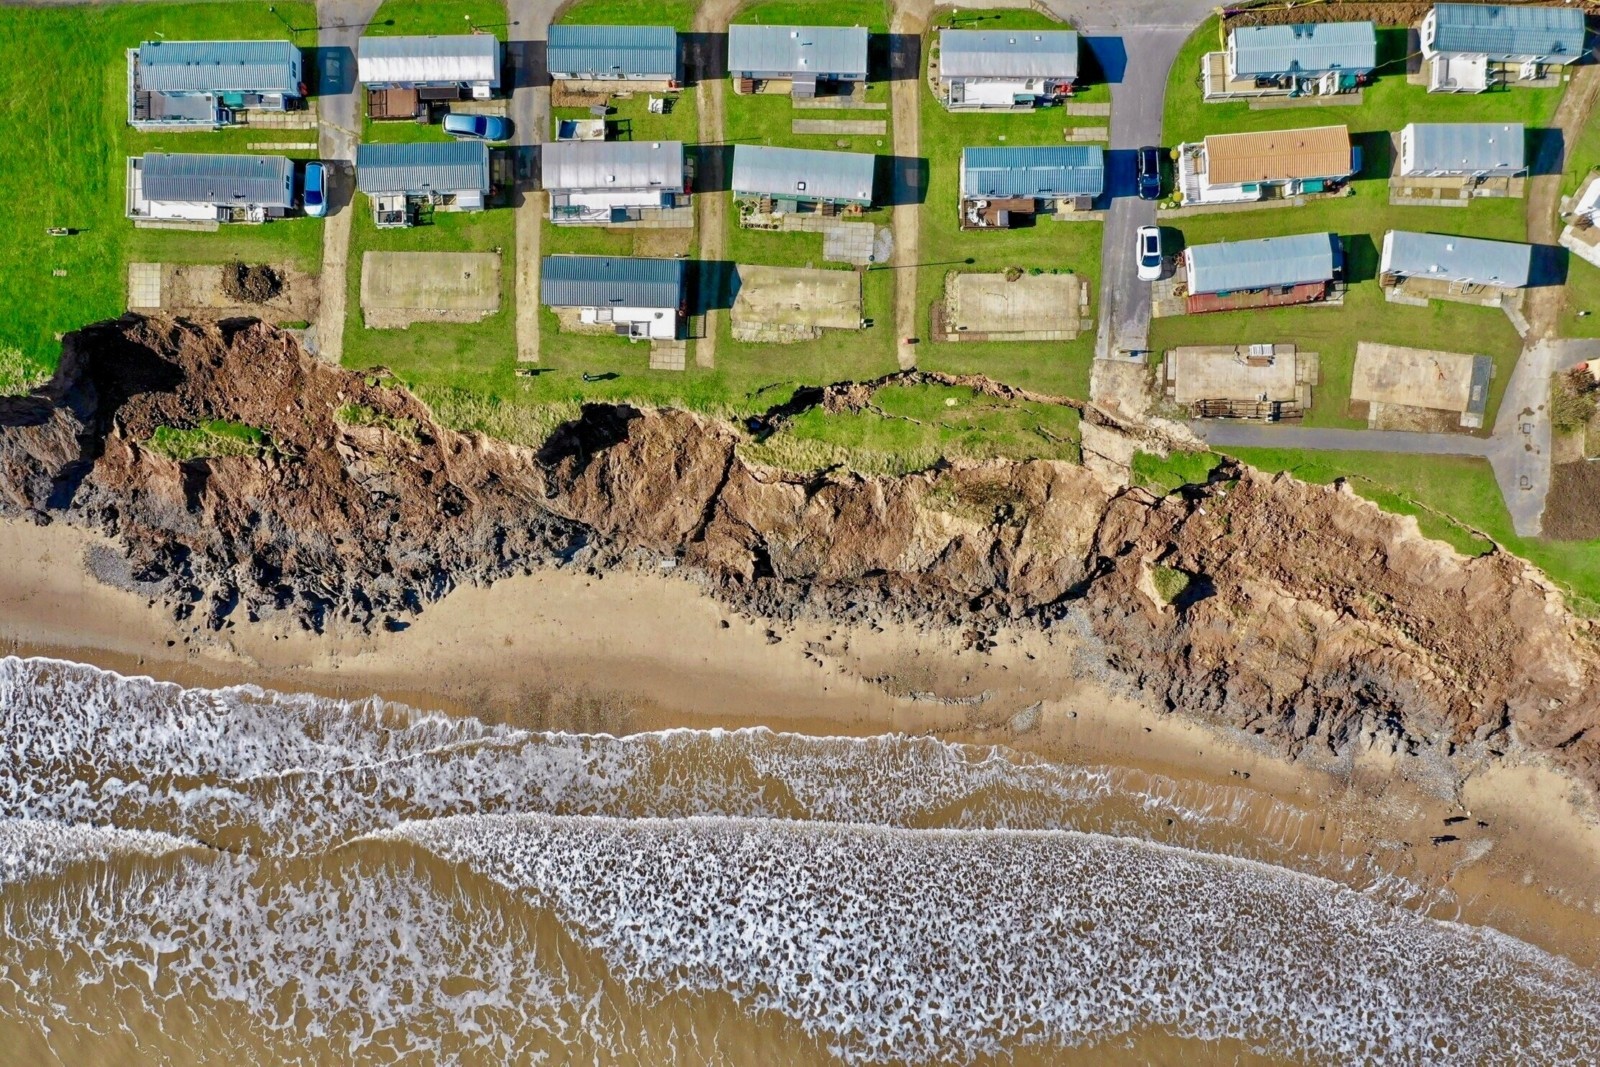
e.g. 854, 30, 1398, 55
1136, 225, 1165, 281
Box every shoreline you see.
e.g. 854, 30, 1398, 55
5, 515, 1600, 966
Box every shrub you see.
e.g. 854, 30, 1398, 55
1151, 565, 1191, 604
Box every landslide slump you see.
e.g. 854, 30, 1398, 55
2, 316, 1598, 792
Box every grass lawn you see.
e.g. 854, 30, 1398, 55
341, 206, 517, 395
911, 9, 1103, 401
0, 2, 318, 377
366, 0, 507, 38
1559, 258, 1600, 339
551, 80, 699, 147
743, 381, 1082, 475
1163, 18, 1565, 147
557, 0, 699, 31
1563, 103, 1600, 197
1219, 446, 1600, 611
1151, 110, 1530, 430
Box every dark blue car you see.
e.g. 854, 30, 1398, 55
443, 113, 513, 142
1137, 146, 1163, 201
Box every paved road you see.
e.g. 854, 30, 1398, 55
311, 0, 382, 363
890, 0, 931, 368
1193, 423, 1492, 457
507, 0, 561, 362
1487, 339, 1600, 536
1056, 0, 1213, 371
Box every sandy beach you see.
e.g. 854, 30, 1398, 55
4, 514, 1600, 964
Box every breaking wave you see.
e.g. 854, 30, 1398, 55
381, 813, 1600, 1065
3, 655, 1599, 1064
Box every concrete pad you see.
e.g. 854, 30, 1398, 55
1352, 343, 1479, 412
361, 252, 501, 328
1352, 342, 1491, 428
732, 265, 861, 331
947, 272, 1082, 339
127, 262, 163, 310
1168, 345, 1300, 405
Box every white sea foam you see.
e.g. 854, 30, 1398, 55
0, 851, 585, 1066
2, 656, 1598, 1063
0, 655, 1436, 909
383, 813, 1600, 1065
0, 818, 197, 886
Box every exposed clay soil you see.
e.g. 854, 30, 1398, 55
3, 316, 1600, 800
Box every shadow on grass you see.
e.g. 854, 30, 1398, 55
1342, 232, 1380, 284
1354, 130, 1394, 181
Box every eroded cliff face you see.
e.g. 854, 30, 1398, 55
3, 317, 1598, 791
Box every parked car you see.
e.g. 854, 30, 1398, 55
443, 113, 513, 142
302, 161, 327, 218
1136, 225, 1165, 281
1136, 146, 1163, 201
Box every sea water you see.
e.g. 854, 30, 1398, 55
1, 654, 1597, 1065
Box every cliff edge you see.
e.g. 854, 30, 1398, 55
3, 317, 1597, 794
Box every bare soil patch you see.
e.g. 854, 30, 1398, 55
160, 263, 319, 323
1544, 460, 1600, 539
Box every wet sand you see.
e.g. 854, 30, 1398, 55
4, 516, 1600, 966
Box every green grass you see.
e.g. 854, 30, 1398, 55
0, 346, 53, 396
336, 402, 421, 440
720, 265, 897, 377
1222, 445, 1600, 610
550, 78, 699, 150
366, 0, 507, 38
1150, 564, 1191, 604
1150, 175, 1527, 431
147, 419, 270, 460
1559, 258, 1600, 339
0, 2, 318, 370
1163, 18, 1565, 147
341, 205, 516, 388
1132, 449, 1223, 495
557, 0, 698, 31
912, 9, 1102, 400
743, 381, 1081, 475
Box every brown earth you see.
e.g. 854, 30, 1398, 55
3, 316, 1600, 800
1543, 461, 1600, 538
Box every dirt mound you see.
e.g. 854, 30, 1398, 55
3, 315, 1600, 798
220, 263, 284, 305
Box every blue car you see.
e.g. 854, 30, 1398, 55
302, 161, 327, 217
443, 113, 513, 142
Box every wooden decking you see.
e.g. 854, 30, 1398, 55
1187, 282, 1329, 315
